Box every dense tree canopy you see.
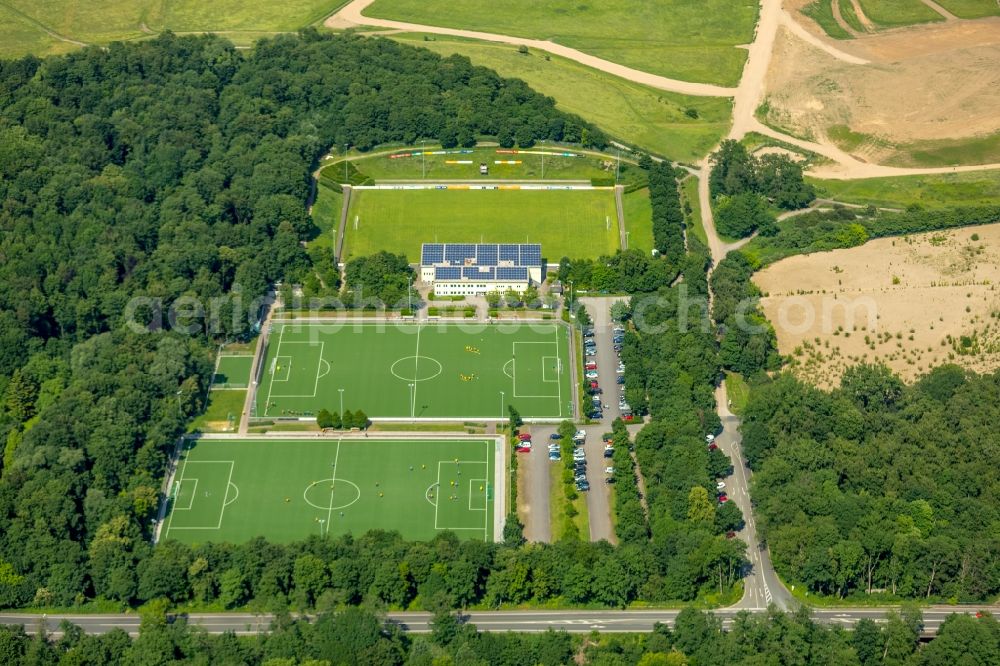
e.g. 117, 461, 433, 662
709, 140, 815, 209
745, 366, 1000, 601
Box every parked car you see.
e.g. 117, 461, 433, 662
603, 448, 614, 458
589, 411, 603, 420
708, 442, 718, 451
550, 433, 563, 440
576, 481, 591, 491
718, 494, 729, 503
549, 452, 561, 461
616, 376, 625, 385
605, 477, 616, 484
516, 443, 531, 453
518, 433, 532, 441
605, 467, 615, 474
716, 481, 726, 490
705, 433, 716, 443
585, 371, 599, 379
574, 430, 587, 439
725, 530, 736, 539
585, 362, 598, 370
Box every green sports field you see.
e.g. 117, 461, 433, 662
254, 322, 573, 420
163, 437, 499, 543
344, 188, 619, 261
212, 354, 254, 388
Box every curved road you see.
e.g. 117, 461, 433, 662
327, 0, 734, 97
329, 0, 1000, 179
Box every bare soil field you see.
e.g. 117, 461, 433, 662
763, 18, 1000, 165
755, 223, 1000, 387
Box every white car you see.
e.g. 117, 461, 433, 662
585, 371, 599, 379
705, 433, 716, 443
716, 481, 726, 490
605, 467, 615, 474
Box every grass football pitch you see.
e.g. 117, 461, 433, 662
163, 437, 499, 543
344, 188, 619, 261
212, 354, 254, 388
255, 322, 573, 420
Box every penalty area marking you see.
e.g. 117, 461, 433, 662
468, 479, 487, 511
425, 483, 439, 507
434, 459, 490, 533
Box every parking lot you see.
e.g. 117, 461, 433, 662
517, 297, 633, 543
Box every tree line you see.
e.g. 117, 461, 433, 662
3, 604, 996, 666
744, 364, 1000, 602
613, 237, 747, 600
648, 163, 686, 265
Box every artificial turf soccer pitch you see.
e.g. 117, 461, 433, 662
163, 437, 500, 544
254, 321, 573, 420
343, 188, 620, 261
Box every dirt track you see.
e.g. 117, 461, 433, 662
326, 0, 734, 97
329, 0, 1000, 181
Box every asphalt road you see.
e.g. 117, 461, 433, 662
714, 385, 794, 611
4, 606, 995, 637
579, 297, 622, 543
520, 423, 554, 543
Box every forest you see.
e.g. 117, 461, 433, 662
1, 605, 996, 666
744, 365, 1000, 602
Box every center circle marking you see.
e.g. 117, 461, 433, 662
390, 355, 443, 382
303, 478, 362, 511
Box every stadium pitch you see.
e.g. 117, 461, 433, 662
343, 187, 620, 261
163, 437, 501, 544
253, 321, 573, 420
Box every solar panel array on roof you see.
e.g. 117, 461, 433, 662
421, 243, 444, 264
434, 266, 462, 280
477, 245, 498, 265
520, 245, 542, 266
445, 244, 476, 262
423, 243, 542, 267
462, 266, 493, 280
499, 244, 520, 262
496, 266, 528, 281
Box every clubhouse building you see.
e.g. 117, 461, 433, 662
420, 243, 544, 297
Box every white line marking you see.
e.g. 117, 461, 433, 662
172, 478, 199, 510
216, 461, 236, 529
326, 438, 342, 534
263, 323, 285, 416
412, 325, 422, 418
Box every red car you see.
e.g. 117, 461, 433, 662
518, 433, 532, 442
590, 381, 599, 389
726, 530, 736, 539
516, 442, 532, 453
623, 414, 634, 422
708, 443, 718, 451
718, 494, 729, 503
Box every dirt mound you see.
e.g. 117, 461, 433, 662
762, 21, 1000, 164
755, 224, 1000, 388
